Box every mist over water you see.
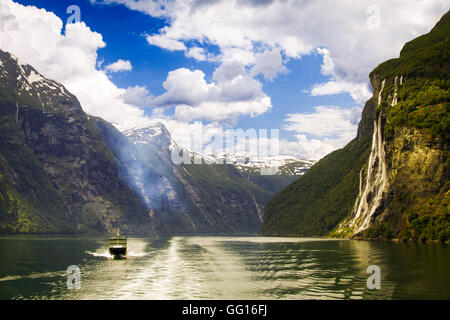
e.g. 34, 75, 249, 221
0, 236, 448, 300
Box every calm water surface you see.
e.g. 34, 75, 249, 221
0, 236, 448, 299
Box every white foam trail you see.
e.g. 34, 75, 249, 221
85, 250, 113, 259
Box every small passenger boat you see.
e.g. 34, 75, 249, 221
109, 229, 127, 258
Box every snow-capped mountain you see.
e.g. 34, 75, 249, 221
121, 122, 315, 176
200, 153, 315, 176
99, 122, 312, 234
122, 122, 175, 149
0, 52, 81, 115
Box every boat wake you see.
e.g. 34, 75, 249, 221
85, 249, 147, 259
85, 250, 113, 259
0, 271, 65, 283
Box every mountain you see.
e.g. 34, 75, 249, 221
197, 152, 314, 176
260, 10, 450, 242
97, 121, 312, 234
0, 50, 152, 234
0, 48, 313, 235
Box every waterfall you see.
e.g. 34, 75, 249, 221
344, 79, 390, 234
391, 76, 398, 106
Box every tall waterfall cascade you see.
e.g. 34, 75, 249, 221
338, 78, 399, 235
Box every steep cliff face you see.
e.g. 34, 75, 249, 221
261, 10, 449, 241
338, 11, 449, 241
0, 50, 152, 234
337, 80, 390, 236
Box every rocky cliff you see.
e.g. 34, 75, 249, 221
0, 50, 152, 234
260, 10, 449, 242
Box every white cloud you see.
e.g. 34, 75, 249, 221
0, 0, 272, 155
311, 80, 372, 105
185, 46, 218, 62
104, 59, 132, 73
93, 1, 449, 160
279, 105, 362, 159
152, 64, 272, 122
173, 97, 271, 122
4, 0, 448, 161
185, 47, 207, 61
279, 135, 337, 161
0, 0, 148, 130
316, 47, 334, 76
310, 47, 372, 104
107, 0, 448, 101
122, 85, 154, 107
153, 68, 212, 107
92, 0, 167, 17
146, 34, 186, 51
284, 106, 361, 138
250, 47, 287, 81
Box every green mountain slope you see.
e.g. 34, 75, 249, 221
0, 50, 152, 234
172, 163, 297, 234
260, 98, 374, 236
260, 10, 450, 241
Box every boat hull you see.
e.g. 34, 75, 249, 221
109, 247, 127, 258
109, 235, 127, 258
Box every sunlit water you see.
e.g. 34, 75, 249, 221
0, 236, 448, 299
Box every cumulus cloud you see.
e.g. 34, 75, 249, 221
86, 1, 450, 160
5, 0, 448, 161
146, 34, 186, 51
104, 59, 132, 73
152, 64, 272, 122
0, 0, 148, 130
151, 104, 361, 160
122, 85, 154, 107
0, 0, 271, 155
284, 105, 361, 138
94, 0, 167, 17
250, 47, 288, 81
280, 105, 362, 159
185, 46, 218, 62
95, 0, 448, 159
311, 80, 372, 105
106, 0, 449, 101
157, 69, 211, 106
310, 47, 372, 103
279, 135, 337, 161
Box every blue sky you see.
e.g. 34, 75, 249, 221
4, 0, 448, 159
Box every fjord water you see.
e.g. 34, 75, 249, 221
0, 236, 448, 300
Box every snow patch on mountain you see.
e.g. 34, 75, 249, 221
121, 123, 315, 176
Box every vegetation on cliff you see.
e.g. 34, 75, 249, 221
259, 102, 373, 236
0, 50, 152, 234
260, 10, 450, 242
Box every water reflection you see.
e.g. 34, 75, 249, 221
0, 236, 448, 300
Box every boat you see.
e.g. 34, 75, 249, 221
109, 229, 127, 258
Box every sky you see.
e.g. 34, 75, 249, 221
0, 0, 448, 159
